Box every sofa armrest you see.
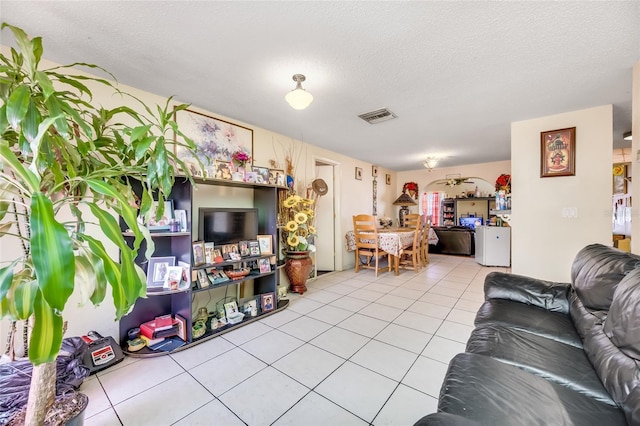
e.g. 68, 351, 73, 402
484, 272, 571, 314
414, 413, 480, 426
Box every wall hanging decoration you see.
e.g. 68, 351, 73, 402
541, 127, 576, 177
372, 178, 378, 216
613, 163, 628, 195
372, 165, 378, 177
175, 109, 253, 177
386, 174, 391, 185
402, 181, 419, 199
355, 167, 362, 180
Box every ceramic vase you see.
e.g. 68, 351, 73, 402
284, 250, 312, 294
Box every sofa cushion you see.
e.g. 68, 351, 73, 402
571, 243, 640, 310
437, 353, 626, 425
603, 267, 640, 360
474, 299, 582, 347
466, 324, 615, 405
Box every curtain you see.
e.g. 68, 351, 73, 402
423, 191, 447, 227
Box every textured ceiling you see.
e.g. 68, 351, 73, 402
2, 1, 639, 171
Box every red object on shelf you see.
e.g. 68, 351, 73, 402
140, 318, 179, 339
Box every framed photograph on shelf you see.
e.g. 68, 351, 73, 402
258, 258, 271, 273
243, 299, 258, 317
261, 292, 275, 313
212, 249, 223, 263
196, 269, 209, 289
540, 127, 576, 178
174, 109, 253, 175
163, 266, 183, 290
224, 300, 238, 318
173, 209, 187, 232
252, 166, 269, 184
147, 256, 176, 288
214, 160, 233, 180
238, 240, 250, 257
256, 234, 272, 255
248, 240, 261, 256
192, 241, 206, 266
355, 167, 362, 180
204, 242, 215, 264
147, 200, 174, 230
268, 169, 285, 186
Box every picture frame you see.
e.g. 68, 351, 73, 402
224, 300, 239, 319
212, 249, 223, 263
248, 240, 261, 256
372, 165, 378, 177
204, 242, 215, 264
261, 292, 275, 313
268, 169, 285, 186
147, 256, 176, 288
256, 234, 273, 255
355, 167, 362, 180
540, 127, 576, 177
385, 174, 391, 185
197, 269, 210, 289
147, 200, 174, 229
243, 299, 258, 317
178, 261, 191, 289
238, 240, 250, 257
192, 241, 206, 266
244, 171, 257, 183
173, 209, 188, 232
174, 108, 253, 174
252, 166, 269, 184
214, 160, 233, 180
164, 266, 184, 290
258, 258, 271, 273
613, 163, 629, 195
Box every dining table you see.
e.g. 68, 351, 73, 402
345, 227, 438, 275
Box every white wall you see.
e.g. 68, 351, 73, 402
511, 105, 613, 282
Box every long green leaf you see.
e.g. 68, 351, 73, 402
29, 289, 63, 365
0, 259, 18, 301
34, 70, 54, 100
87, 253, 107, 305
30, 192, 74, 311
0, 144, 40, 192
2, 24, 36, 76
87, 179, 142, 246
6, 85, 29, 129
13, 279, 37, 320
74, 255, 97, 307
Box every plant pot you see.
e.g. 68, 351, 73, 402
284, 250, 313, 294
8, 392, 89, 426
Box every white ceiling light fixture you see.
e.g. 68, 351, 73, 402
285, 74, 313, 110
624, 131, 633, 141
423, 157, 438, 172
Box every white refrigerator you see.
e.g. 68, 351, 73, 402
475, 226, 511, 267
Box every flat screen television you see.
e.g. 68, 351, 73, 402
459, 217, 483, 229
198, 208, 259, 244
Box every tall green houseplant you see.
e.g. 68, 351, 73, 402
0, 24, 200, 424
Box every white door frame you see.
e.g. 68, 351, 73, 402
313, 156, 343, 272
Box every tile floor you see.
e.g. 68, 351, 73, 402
82, 254, 510, 426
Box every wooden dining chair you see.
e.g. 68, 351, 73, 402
420, 221, 430, 266
352, 214, 390, 276
398, 214, 423, 273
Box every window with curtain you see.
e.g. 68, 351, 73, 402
422, 191, 447, 227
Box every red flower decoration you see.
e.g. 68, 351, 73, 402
402, 182, 419, 199
495, 174, 511, 192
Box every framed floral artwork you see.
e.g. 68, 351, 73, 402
174, 109, 253, 174
541, 127, 576, 178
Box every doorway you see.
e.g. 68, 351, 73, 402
314, 159, 337, 275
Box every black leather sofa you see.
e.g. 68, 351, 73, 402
415, 244, 640, 425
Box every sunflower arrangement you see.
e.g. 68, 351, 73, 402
281, 194, 317, 252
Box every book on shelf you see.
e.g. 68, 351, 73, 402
149, 336, 186, 352
139, 335, 165, 347
140, 318, 179, 339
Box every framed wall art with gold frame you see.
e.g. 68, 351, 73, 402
540, 127, 576, 178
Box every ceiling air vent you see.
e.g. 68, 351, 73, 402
358, 108, 397, 124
